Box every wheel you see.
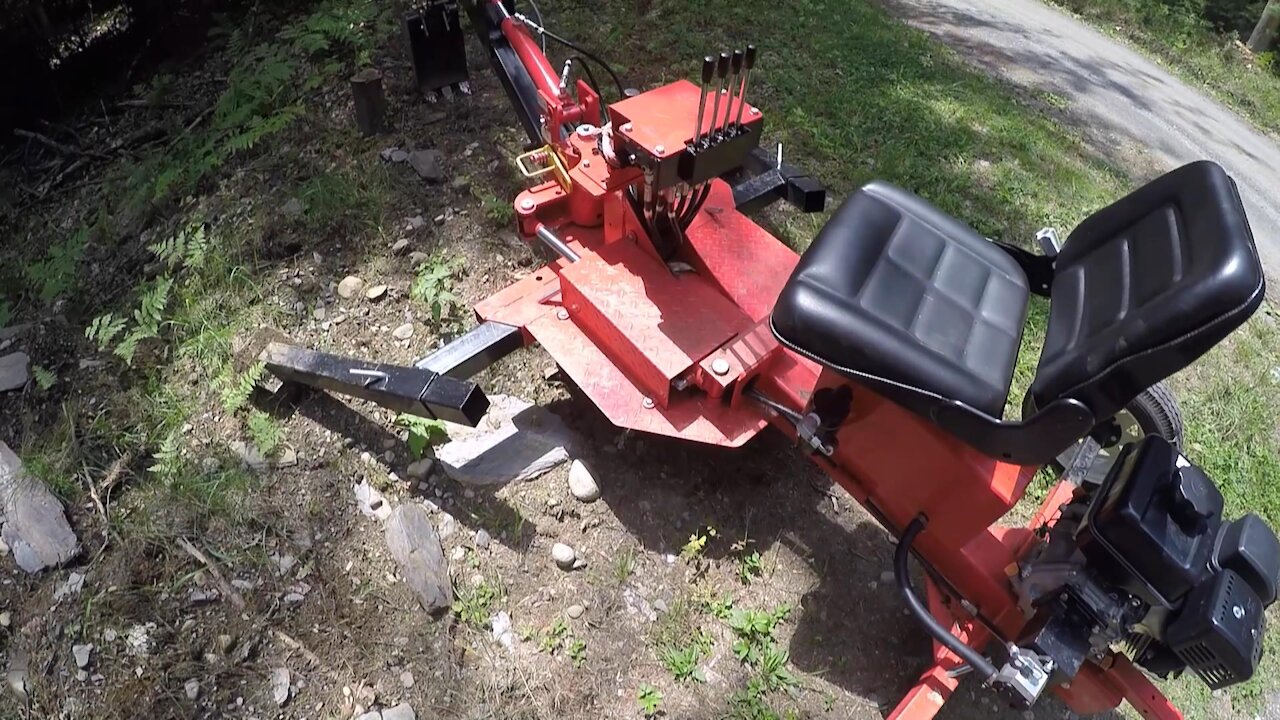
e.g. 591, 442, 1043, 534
1055, 382, 1184, 476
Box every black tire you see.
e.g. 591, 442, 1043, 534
1122, 382, 1184, 449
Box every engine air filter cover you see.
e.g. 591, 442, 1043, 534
1165, 569, 1265, 689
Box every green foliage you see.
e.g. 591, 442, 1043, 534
480, 192, 515, 227
613, 545, 637, 583
701, 592, 736, 620
116, 276, 173, 364
411, 258, 461, 325
26, 227, 87, 304
636, 684, 663, 717
31, 365, 56, 391
680, 526, 716, 562
539, 619, 569, 653
659, 629, 713, 683
148, 223, 210, 270
219, 362, 266, 414
737, 550, 764, 585
727, 605, 791, 665
452, 579, 500, 628
395, 414, 448, 459
567, 638, 587, 668
245, 410, 282, 456
149, 428, 184, 478
0, 301, 11, 330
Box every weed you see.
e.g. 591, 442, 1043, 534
702, 592, 736, 620
245, 410, 282, 456
452, 579, 500, 628
680, 526, 716, 562
0, 301, 11, 329
148, 428, 184, 479
614, 545, 637, 583
539, 618, 570, 653
727, 605, 791, 665
26, 227, 87, 304
86, 275, 174, 365
218, 362, 266, 414
567, 638, 587, 668
480, 192, 515, 227
659, 631, 714, 684
411, 258, 461, 325
636, 684, 663, 718
737, 550, 764, 584
395, 414, 448, 459
31, 365, 56, 391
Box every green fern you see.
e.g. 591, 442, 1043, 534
149, 224, 209, 270
31, 365, 56, 391
0, 301, 10, 330
26, 227, 87, 304
220, 361, 266, 414
86, 313, 127, 351
149, 428, 184, 478
246, 410, 282, 456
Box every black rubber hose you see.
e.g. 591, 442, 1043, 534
538, 27, 626, 100
896, 516, 999, 682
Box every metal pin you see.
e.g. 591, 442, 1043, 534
734, 45, 758, 128
693, 56, 715, 146
723, 49, 744, 135
708, 53, 730, 143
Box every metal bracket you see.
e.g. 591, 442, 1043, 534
414, 321, 526, 378
731, 146, 826, 214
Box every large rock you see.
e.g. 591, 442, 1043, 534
0, 442, 79, 573
0, 352, 30, 392
408, 150, 445, 183
567, 460, 600, 502
435, 395, 574, 486
384, 505, 451, 613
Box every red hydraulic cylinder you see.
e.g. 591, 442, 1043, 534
500, 15, 562, 105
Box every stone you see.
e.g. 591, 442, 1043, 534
0, 352, 30, 392
436, 512, 457, 540
0, 441, 79, 573
490, 611, 515, 651
271, 667, 291, 706
312, 305, 327, 321
552, 543, 576, 570
400, 670, 415, 688
0, 612, 9, 628
406, 458, 434, 481
408, 149, 445, 183
382, 704, 417, 720
409, 251, 431, 266
184, 678, 200, 700
566, 604, 585, 619
380, 147, 398, 162
274, 447, 298, 468
392, 238, 412, 255
452, 176, 471, 193
188, 588, 220, 604
281, 198, 304, 218
384, 505, 452, 613
567, 460, 600, 502
406, 216, 427, 230
435, 394, 574, 487
72, 644, 92, 668
271, 552, 297, 577
364, 284, 388, 301
474, 529, 491, 549
450, 546, 466, 561
338, 276, 366, 299
392, 323, 415, 340
355, 479, 392, 521
54, 571, 86, 601
390, 149, 410, 163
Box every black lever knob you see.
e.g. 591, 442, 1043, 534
744, 44, 758, 70
701, 55, 715, 84
1170, 468, 1215, 536
731, 49, 744, 74
716, 52, 731, 79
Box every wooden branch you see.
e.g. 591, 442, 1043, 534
14, 129, 110, 160
176, 537, 248, 610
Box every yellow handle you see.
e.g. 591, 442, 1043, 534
515, 145, 572, 193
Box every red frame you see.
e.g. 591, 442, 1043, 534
477, 6, 1184, 717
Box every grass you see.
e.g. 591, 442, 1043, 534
1053, 0, 1280, 137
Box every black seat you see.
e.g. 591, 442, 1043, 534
770, 181, 1030, 417
772, 161, 1264, 464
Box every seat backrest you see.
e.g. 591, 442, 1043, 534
1027, 161, 1264, 422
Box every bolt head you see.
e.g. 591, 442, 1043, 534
642, 397, 655, 410
582, 160, 591, 168
750, 107, 761, 115
711, 358, 731, 376
520, 199, 536, 211
621, 123, 633, 132
577, 124, 596, 136
556, 308, 570, 321
654, 144, 666, 154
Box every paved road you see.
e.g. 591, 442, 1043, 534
883, 0, 1280, 277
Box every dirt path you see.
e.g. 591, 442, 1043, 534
882, 0, 1280, 277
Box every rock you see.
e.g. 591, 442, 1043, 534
566, 604, 585, 619
436, 512, 457, 540
490, 611, 515, 651
355, 713, 381, 720
382, 704, 417, 720
400, 670, 415, 688
452, 176, 471, 193
54, 571, 86, 601
392, 238, 412, 256
0, 442, 79, 573
406, 458, 434, 481
338, 276, 366, 299
355, 479, 393, 521
230, 440, 268, 470
435, 395, 574, 487
880, 570, 895, 584
552, 543, 577, 570
567, 460, 600, 502
380, 147, 399, 162
391, 149, 409, 163
365, 284, 388, 301
274, 447, 298, 468
392, 323, 415, 340
188, 588, 220, 604
281, 198, 304, 218
0, 352, 30, 392
184, 678, 200, 700
474, 529, 491, 549
72, 644, 92, 668
409, 251, 431, 266
433, 214, 446, 226
0, 612, 10, 628
623, 587, 657, 622
408, 149, 445, 183
384, 505, 452, 613
270, 553, 297, 577
313, 306, 327, 321
450, 546, 465, 561
124, 623, 156, 656
271, 667, 291, 706
406, 216, 427, 231
6, 649, 29, 704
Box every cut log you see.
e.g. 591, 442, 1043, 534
351, 68, 388, 137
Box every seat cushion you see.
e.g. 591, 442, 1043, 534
1029, 161, 1265, 421
772, 181, 1031, 417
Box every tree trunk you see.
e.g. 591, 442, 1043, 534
1248, 0, 1280, 54
350, 68, 387, 137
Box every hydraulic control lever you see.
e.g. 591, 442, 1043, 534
734, 44, 758, 129
694, 55, 715, 145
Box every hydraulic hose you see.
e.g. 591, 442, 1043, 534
895, 516, 999, 682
